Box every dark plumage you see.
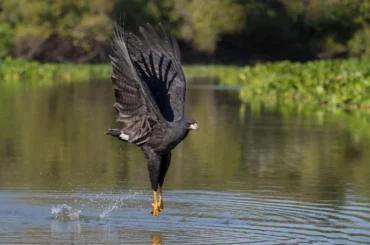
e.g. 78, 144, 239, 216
105, 22, 199, 216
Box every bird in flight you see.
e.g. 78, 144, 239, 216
105, 22, 199, 217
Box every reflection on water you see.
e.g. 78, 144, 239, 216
152, 235, 163, 245
1, 79, 370, 244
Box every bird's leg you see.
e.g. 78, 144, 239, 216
150, 191, 160, 217
158, 152, 171, 213
159, 186, 163, 211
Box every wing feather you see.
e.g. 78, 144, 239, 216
127, 23, 186, 122
110, 24, 166, 145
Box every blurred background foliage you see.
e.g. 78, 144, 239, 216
0, 0, 369, 63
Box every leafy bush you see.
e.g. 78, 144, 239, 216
348, 28, 370, 58
0, 23, 13, 58
1, 0, 369, 62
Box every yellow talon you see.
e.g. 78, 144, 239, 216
159, 186, 164, 211
150, 191, 160, 217
151, 202, 160, 217
150, 188, 165, 216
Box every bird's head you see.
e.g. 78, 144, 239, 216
184, 119, 199, 131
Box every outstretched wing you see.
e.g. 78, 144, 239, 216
127, 23, 186, 122
110, 24, 166, 145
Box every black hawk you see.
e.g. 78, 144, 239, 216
105, 22, 199, 217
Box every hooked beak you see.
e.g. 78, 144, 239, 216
189, 123, 199, 131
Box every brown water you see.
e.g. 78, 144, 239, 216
1, 79, 370, 244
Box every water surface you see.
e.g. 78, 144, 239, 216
1, 79, 370, 244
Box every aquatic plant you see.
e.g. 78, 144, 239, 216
185, 59, 370, 111
238, 59, 370, 110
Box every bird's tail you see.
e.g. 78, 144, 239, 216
105, 128, 121, 137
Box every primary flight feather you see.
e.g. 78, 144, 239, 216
106, 22, 199, 216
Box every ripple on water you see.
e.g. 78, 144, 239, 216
136, 190, 370, 245
2, 190, 370, 244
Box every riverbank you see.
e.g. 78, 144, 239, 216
0, 58, 110, 83
1, 58, 370, 110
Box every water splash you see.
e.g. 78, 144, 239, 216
99, 197, 123, 220
51, 204, 81, 221
93, 190, 144, 219
51, 190, 145, 222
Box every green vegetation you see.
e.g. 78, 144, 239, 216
2, 58, 370, 110
0, 0, 370, 62
238, 59, 370, 110
186, 60, 370, 111
0, 58, 110, 83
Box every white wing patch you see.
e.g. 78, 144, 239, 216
119, 133, 129, 141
